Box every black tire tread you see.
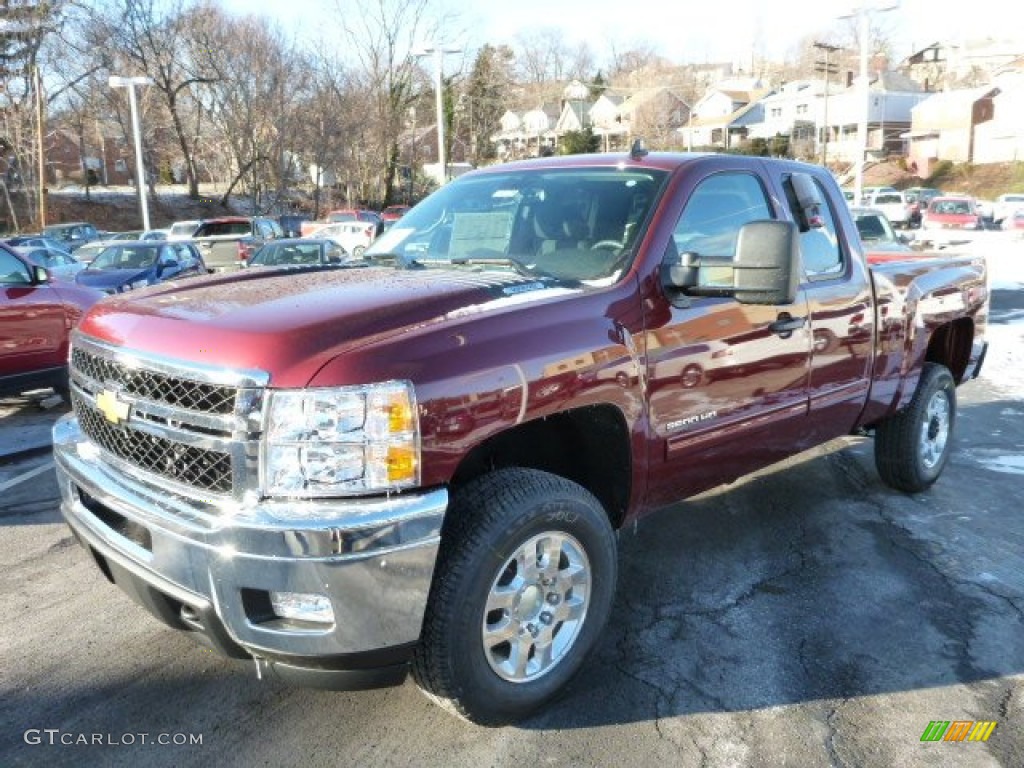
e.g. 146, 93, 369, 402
411, 467, 615, 725
875, 362, 956, 493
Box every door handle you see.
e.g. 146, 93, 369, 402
769, 313, 806, 338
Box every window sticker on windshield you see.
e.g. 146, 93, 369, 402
492, 189, 519, 198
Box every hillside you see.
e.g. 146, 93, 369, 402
863, 159, 1024, 199
39, 186, 243, 233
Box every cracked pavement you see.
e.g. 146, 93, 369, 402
1, 284, 1022, 767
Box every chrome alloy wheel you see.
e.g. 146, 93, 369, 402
481, 531, 591, 683
919, 389, 951, 469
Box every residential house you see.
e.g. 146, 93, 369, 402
904, 38, 1024, 92
677, 80, 771, 150
822, 71, 928, 164
905, 85, 998, 172
973, 73, 1024, 164
618, 87, 690, 150
906, 71, 1024, 169
589, 92, 627, 152
748, 80, 828, 158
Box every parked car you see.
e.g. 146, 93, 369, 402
380, 204, 411, 222
106, 229, 169, 241
246, 238, 349, 267
1002, 208, 1024, 233
191, 216, 284, 271
3, 235, 74, 252
300, 208, 384, 237
921, 196, 982, 231
992, 193, 1024, 225
902, 187, 942, 227
41, 221, 101, 252
167, 219, 203, 241
307, 220, 377, 258
277, 214, 311, 238
74, 240, 208, 294
858, 186, 896, 204
0, 243, 102, 402
13, 245, 85, 281
863, 189, 911, 228
850, 207, 913, 253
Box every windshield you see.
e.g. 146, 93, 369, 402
89, 244, 159, 270
855, 213, 897, 242
250, 242, 325, 266
367, 166, 669, 283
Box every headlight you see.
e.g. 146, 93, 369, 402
263, 381, 419, 497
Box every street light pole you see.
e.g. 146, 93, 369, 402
414, 45, 461, 184
840, 2, 898, 203
109, 75, 153, 230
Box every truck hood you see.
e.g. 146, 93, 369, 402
78, 265, 577, 387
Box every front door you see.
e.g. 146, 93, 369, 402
645, 170, 812, 507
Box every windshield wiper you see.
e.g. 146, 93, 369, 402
364, 252, 424, 269
449, 257, 541, 278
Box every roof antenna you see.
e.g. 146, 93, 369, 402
630, 138, 648, 160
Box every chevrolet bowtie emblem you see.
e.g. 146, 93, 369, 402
96, 389, 131, 425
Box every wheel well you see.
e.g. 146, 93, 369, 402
925, 318, 974, 384
449, 405, 632, 528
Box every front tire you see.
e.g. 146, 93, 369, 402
412, 468, 617, 725
874, 363, 956, 492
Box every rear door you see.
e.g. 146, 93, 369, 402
770, 170, 875, 443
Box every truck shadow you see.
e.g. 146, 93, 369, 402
527, 395, 1024, 730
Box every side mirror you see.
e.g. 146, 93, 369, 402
33, 265, 50, 284
732, 220, 800, 304
789, 173, 824, 231
662, 220, 799, 306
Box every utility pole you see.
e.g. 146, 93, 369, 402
34, 65, 46, 227
813, 42, 841, 167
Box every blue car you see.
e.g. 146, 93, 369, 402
76, 241, 208, 294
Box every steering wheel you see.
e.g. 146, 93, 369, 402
590, 240, 624, 251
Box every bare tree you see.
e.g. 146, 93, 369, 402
93, 0, 216, 199
332, 0, 447, 206
0, 0, 66, 228
187, 6, 299, 210
515, 27, 570, 86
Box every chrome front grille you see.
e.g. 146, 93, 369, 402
69, 333, 269, 499
71, 347, 237, 414
74, 390, 233, 493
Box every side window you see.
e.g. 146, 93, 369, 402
326, 243, 343, 263
668, 173, 773, 287
0, 250, 32, 284
783, 175, 843, 277
670, 173, 773, 261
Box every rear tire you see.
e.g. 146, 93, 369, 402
412, 468, 617, 725
874, 363, 956, 492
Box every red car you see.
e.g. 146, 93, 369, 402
0, 244, 103, 402
380, 204, 410, 222
921, 196, 981, 231
1002, 208, 1024, 232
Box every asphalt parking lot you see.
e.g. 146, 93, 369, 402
1, 232, 1022, 767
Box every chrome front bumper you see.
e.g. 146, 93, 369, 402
53, 414, 446, 685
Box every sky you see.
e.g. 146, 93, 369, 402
223, 0, 1018, 68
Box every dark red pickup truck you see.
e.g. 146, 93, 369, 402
53, 151, 988, 725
